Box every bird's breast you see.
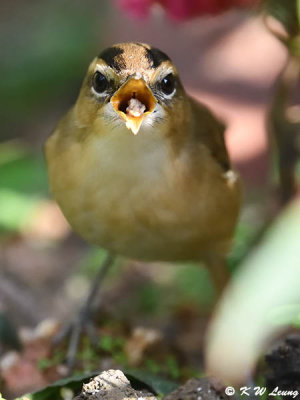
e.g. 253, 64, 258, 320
46, 124, 240, 261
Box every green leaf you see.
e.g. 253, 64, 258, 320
125, 369, 178, 395
264, 0, 299, 37
20, 371, 99, 400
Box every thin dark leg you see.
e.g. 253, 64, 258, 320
54, 252, 115, 370
78, 252, 115, 321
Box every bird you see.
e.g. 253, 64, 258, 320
45, 42, 241, 367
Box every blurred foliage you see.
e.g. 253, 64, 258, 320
0, 142, 48, 195
0, 141, 48, 232
1, 0, 108, 139
38, 350, 65, 371
98, 334, 125, 353
0, 0, 109, 235
228, 221, 257, 270
174, 264, 213, 306
78, 246, 113, 279
264, 0, 299, 37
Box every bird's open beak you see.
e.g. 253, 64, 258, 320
110, 78, 157, 135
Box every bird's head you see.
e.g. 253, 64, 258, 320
75, 42, 186, 135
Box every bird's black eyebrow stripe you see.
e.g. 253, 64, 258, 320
145, 47, 170, 68
98, 47, 125, 72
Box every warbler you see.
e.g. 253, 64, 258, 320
46, 42, 241, 301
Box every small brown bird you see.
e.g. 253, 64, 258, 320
45, 42, 241, 364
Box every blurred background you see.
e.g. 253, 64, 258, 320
0, 0, 294, 397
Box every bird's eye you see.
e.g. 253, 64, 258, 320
160, 73, 176, 96
92, 71, 109, 93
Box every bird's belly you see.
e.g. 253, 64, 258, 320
63, 183, 227, 261
48, 134, 239, 262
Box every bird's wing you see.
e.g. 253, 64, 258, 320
189, 97, 230, 172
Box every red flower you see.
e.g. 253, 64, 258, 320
115, 0, 259, 20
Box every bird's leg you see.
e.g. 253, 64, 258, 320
53, 252, 115, 370
206, 255, 230, 301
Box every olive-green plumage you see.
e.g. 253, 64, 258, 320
45, 42, 241, 293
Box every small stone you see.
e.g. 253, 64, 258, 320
165, 377, 228, 400
34, 318, 60, 339
74, 369, 156, 400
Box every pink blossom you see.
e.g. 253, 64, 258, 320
160, 0, 221, 20
116, 0, 152, 19
115, 0, 259, 20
